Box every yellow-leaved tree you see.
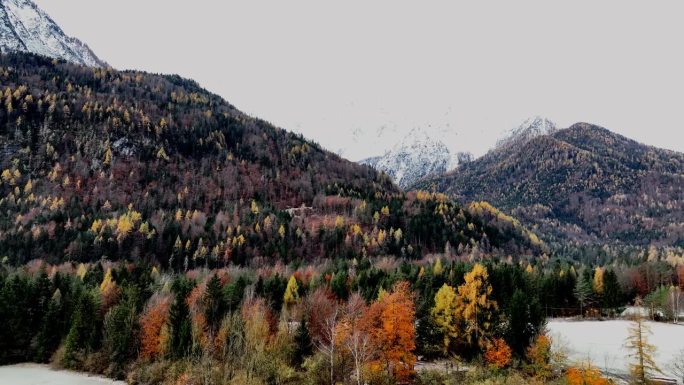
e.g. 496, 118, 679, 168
456, 263, 497, 350
283, 275, 300, 309
593, 266, 604, 294
431, 283, 460, 354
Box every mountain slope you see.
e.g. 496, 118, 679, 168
0, 52, 541, 265
360, 128, 471, 189
0, 0, 103, 66
417, 122, 684, 247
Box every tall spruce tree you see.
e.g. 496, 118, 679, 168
506, 289, 544, 356
169, 277, 193, 358
35, 289, 63, 362
63, 289, 101, 366
102, 287, 138, 374
204, 274, 225, 337
292, 317, 313, 367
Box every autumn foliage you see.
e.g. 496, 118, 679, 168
139, 295, 171, 360
565, 365, 611, 385
484, 338, 512, 369
526, 334, 553, 379
361, 281, 416, 382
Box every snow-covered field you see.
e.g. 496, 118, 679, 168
548, 319, 684, 382
0, 363, 125, 385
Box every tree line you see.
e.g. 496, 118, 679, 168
1, 255, 682, 384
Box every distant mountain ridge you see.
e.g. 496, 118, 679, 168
0, 52, 544, 265
0, 0, 103, 66
360, 128, 472, 189
496, 116, 557, 149
416, 122, 684, 247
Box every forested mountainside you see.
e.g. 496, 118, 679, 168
417, 123, 684, 248
0, 52, 542, 266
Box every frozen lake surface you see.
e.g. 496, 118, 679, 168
0, 363, 125, 385
548, 319, 684, 381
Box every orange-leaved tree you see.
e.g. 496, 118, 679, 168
139, 294, 172, 360
566, 364, 611, 385
361, 281, 416, 383
484, 338, 512, 369
526, 334, 553, 380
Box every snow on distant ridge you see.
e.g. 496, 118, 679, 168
0, 0, 104, 67
496, 116, 557, 149
360, 128, 470, 189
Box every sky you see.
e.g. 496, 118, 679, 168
34, 0, 684, 161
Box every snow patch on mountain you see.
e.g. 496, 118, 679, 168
360, 128, 471, 189
0, 0, 103, 67
496, 116, 557, 149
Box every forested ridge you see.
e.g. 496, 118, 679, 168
0, 52, 542, 267
417, 123, 684, 250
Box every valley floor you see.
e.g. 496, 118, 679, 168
547, 319, 684, 382
0, 363, 125, 385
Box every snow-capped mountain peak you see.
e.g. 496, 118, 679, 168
496, 116, 557, 148
360, 128, 470, 189
0, 0, 104, 67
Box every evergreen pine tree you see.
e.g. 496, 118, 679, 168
292, 317, 312, 367
415, 312, 444, 359
204, 274, 225, 337
506, 289, 545, 356
63, 290, 101, 366
169, 277, 193, 358
602, 269, 622, 311
35, 289, 63, 362
102, 287, 138, 374
574, 271, 594, 316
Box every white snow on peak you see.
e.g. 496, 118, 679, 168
0, 0, 103, 67
496, 116, 557, 149
360, 127, 471, 189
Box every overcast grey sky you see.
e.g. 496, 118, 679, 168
34, 0, 684, 160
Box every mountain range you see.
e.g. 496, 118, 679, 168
417, 122, 684, 248
2, 0, 684, 263
359, 117, 558, 189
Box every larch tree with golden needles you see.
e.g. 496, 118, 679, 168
431, 283, 460, 354
99, 268, 119, 312
626, 298, 661, 385
283, 275, 300, 310
593, 266, 604, 294
456, 263, 497, 350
